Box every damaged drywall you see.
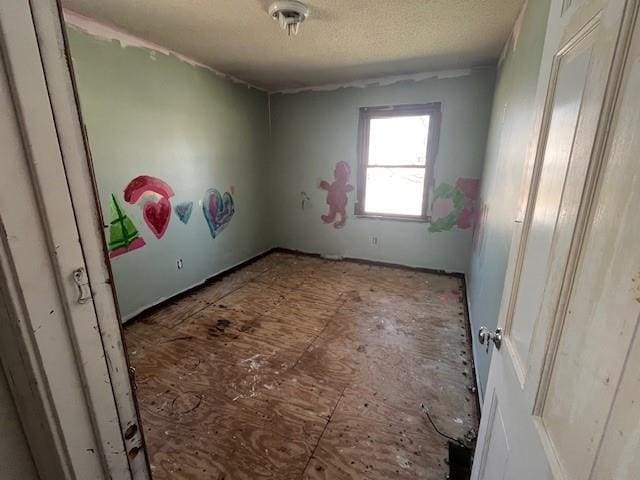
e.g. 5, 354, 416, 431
64, 10, 263, 91
274, 68, 475, 95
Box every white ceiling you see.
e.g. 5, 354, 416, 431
61, 0, 525, 91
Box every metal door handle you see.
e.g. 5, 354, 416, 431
478, 326, 503, 352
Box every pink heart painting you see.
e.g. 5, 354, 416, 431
142, 197, 172, 238
124, 175, 175, 239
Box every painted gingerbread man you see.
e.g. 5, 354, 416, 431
319, 161, 354, 229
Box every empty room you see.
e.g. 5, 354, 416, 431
1, 0, 640, 479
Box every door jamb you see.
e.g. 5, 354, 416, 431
30, 2, 151, 475
0, 0, 149, 478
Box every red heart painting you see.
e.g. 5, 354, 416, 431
143, 197, 171, 238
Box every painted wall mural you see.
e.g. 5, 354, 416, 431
124, 175, 175, 239
319, 161, 354, 229
203, 188, 235, 238
174, 201, 194, 224
108, 194, 146, 258
429, 177, 480, 233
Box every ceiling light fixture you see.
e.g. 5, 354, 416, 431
268, 1, 309, 37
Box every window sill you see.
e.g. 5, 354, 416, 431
355, 214, 431, 224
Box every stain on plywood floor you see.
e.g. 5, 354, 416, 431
125, 252, 478, 479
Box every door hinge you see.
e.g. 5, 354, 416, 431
72, 267, 92, 304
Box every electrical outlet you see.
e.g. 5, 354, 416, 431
370, 236, 379, 247
177, 259, 184, 270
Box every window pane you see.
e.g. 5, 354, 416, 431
368, 115, 430, 166
364, 168, 425, 216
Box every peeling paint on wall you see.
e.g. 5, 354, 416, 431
275, 68, 475, 95
498, 0, 530, 66
63, 9, 263, 91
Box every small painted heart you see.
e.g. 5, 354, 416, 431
174, 201, 194, 224
143, 197, 172, 238
203, 188, 235, 238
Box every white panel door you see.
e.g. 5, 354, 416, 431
472, 0, 640, 478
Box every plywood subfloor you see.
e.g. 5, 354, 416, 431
125, 252, 478, 479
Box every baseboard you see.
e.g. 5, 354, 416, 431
272, 246, 465, 279
125, 245, 460, 324
123, 247, 273, 323
464, 274, 484, 410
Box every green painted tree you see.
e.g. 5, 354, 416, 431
428, 183, 465, 233
108, 194, 145, 257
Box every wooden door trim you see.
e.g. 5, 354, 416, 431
30, 1, 150, 477
0, 0, 149, 478
0, 0, 129, 476
0, 234, 72, 478
474, 389, 501, 479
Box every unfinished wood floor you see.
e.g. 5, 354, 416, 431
125, 252, 478, 479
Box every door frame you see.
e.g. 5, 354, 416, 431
0, 0, 149, 478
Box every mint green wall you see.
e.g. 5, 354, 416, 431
68, 27, 271, 321
269, 70, 495, 272
467, 0, 552, 397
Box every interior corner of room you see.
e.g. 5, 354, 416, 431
2, 0, 640, 478
59, 0, 541, 395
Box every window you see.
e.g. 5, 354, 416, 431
356, 103, 441, 220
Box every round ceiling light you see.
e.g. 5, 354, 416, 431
268, 1, 310, 36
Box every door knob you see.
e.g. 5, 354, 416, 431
478, 326, 503, 352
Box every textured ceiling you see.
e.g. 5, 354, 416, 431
61, 0, 525, 91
